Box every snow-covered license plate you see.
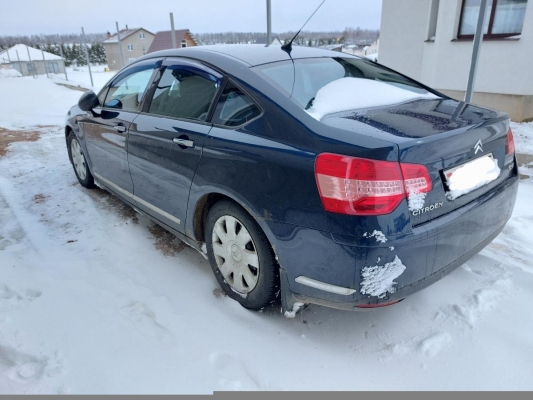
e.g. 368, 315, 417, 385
444, 154, 501, 201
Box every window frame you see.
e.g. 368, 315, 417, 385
457, 0, 527, 39
141, 57, 225, 126
209, 78, 265, 130
95, 58, 163, 113
127, 44, 134, 51
181, 39, 187, 48
139, 32, 145, 39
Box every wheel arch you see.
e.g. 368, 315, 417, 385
190, 190, 279, 258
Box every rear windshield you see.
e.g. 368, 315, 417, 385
252, 57, 437, 111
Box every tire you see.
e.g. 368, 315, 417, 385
67, 132, 95, 189
205, 200, 279, 310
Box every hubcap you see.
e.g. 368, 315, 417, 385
212, 215, 259, 294
71, 138, 87, 180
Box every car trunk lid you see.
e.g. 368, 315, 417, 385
321, 98, 515, 225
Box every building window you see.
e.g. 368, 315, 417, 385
458, 0, 528, 39
181, 39, 187, 48
427, 0, 440, 40
139, 32, 145, 39
127, 44, 133, 51
27, 62, 36, 72
142, 46, 146, 55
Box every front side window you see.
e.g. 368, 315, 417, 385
103, 67, 156, 112
148, 66, 220, 121
458, 0, 528, 38
211, 81, 261, 127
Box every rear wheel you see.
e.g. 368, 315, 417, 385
205, 200, 279, 310
68, 132, 94, 188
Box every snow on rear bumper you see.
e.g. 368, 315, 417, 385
281, 175, 519, 310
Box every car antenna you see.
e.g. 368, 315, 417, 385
281, 0, 326, 56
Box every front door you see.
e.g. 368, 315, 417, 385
127, 58, 223, 232
82, 59, 161, 195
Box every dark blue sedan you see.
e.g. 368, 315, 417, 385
65, 45, 518, 316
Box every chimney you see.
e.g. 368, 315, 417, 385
107, 31, 112, 39
126, 24, 129, 30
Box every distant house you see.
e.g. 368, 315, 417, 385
254, 37, 283, 46
103, 27, 155, 70
323, 44, 343, 52
380, 0, 533, 122
0, 44, 65, 76
147, 29, 198, 53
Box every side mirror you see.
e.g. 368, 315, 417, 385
78, 90, 99, 112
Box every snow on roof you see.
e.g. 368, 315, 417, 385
0, 44, 62, 64
104, 28, 153, 43
364, 53, 379, 61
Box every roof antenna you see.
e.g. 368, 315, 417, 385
281, 0, 326, 56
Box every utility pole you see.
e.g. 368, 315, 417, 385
41, 48, 49, 79
16, 50, 21, 75
81, 27, 94, 87
116, 21, 125, 69
266, 0, 272, 46
25, 45, 34, 76
465, 0, 488, 104
59, 44, 68, 81
170, 12, 177, 49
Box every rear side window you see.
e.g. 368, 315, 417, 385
148, 66, 219, 121
104, 67, 156, 112
211, 81, 261, 127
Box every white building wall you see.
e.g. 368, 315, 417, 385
380, 0, 533, 96
379, 0, 433, 81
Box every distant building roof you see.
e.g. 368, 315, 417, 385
0, 44, 62, 64
254, 37, 283, 46
103, 27, 154, 44
147, 30, 198, 53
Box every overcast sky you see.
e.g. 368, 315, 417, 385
0, 0, 382, 36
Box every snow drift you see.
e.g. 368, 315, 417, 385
0, 69, 22, 79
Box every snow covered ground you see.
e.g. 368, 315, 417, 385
49, 65, 116, 93
0, 76, 533, 393
1, 64, 116, 94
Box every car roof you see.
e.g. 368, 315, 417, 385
142, 44, 359, 67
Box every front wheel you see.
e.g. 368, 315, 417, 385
205, 200, 279, 310
67, 132, 94, 188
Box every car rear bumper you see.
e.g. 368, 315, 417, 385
272, 175, 519, 311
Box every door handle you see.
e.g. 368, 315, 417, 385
173, 137, 195, 148
114, 124, 127, 133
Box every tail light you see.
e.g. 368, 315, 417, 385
506, 128, 515, 156
315, 153, 432, 216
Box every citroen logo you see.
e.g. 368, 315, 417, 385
474, 139, 483, 155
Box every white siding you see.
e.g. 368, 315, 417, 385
380, 0, 533, 96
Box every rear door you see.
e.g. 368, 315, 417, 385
127, 58, 223, 233
82, 59, 161, 194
